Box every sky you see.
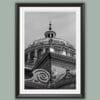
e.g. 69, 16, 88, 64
25, 12, 76, 49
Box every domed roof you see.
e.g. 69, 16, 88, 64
31, 22, 75, 49
33, 38, 74, 48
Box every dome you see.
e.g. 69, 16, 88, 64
32, 22, 75, 49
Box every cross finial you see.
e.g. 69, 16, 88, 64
49, 21, 52, 30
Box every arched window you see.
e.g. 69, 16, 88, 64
51, 34, 52, 38
48, 34, 50, 38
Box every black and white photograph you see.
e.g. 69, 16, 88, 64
16, 3, 85, 98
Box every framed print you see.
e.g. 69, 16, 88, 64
15, 3, 85, 98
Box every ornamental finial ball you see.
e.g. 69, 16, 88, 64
49, 21, 52, 30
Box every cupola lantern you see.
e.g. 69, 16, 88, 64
44, 22, 56, 38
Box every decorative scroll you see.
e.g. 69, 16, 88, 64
32, 69, 50, 84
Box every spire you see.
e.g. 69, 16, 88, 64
49, 21, 52, 30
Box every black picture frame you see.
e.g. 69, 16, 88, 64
15, 3, 85, 98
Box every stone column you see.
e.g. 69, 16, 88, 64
66, 49, 70, 57
27, 52, 30, 63
34, 49, 37, 57
34, 49, 37, 64
42, 48, 45, 54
